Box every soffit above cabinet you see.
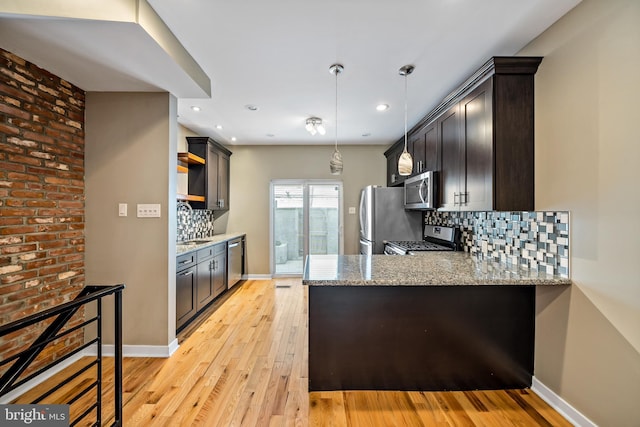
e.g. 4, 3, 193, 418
0, 0, 210, 98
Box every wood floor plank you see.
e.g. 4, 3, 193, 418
13, 278, 573, 426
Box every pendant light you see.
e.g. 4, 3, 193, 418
398, 64, 415, 176
329, 63, 344, 175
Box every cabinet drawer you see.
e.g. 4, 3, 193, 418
197, 242, 226, 262
177, 252, 196, 271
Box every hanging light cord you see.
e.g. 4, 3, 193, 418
334, 66, 339, 151
403, 72, 408, 152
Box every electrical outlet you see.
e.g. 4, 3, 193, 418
137, 203, 161, 218
118, 203, 127, 217
348, 207, 356, 215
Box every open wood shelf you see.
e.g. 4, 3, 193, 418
177, 194, 205, 202
178, 152, 205, 165
177, 152, 205, 200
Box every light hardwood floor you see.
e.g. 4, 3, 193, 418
15, 278, 571, 426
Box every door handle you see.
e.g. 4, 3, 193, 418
181, 271, 193, 276
418, 180, 426, 204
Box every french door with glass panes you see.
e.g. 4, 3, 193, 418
270, 180, 343, 276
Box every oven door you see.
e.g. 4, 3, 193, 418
384, 243, 406, 255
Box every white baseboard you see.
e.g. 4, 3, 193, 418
532, 376, 597, 427
244, 274, 272, 280
0, 350, 89, 404
0, 340, 180, 404
85, 339, 180, 358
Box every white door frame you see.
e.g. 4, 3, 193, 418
270, 179, 344, 277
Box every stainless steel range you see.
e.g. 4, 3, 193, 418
384, 225, 459, 255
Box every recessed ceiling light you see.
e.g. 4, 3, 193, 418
245, 104, 259, 111
376, 104, 389, 111
215, 124, 223, 130
231, 137, 237, 142
191, 106, 201, 112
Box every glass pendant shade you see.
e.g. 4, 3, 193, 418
330, 148, 343, 175
398, 150, 413, 176
398, 64, 414, 176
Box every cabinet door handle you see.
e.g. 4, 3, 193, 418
181, 271, 193, 276
180, 259, 191, 265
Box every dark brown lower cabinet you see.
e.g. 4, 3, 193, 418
212, 250, 227, 299
176, 253, 197, 330
177, 243, 227, 332
308, 285, 535, 392
196, 255, 215, 312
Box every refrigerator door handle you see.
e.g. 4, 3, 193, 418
359, 190, 366, 238
359, 238, 373, 256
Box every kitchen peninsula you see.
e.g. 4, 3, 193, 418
303, 253, 570, 392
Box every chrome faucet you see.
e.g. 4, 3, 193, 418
177, 201, 193, 214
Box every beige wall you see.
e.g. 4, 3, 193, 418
520, 0, 640, 424
220, 145, 387, 274
85, 92, 178, 348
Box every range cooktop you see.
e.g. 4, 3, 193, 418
384, 225, 459, 255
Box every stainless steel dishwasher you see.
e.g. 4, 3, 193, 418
227, 237, 244, 288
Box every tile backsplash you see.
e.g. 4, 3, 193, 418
425, 211, 570, 277
177, 208, 216, 242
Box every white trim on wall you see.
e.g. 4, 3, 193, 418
532, 377, 597, 427
87, 340, 180, 358
0, 352, 87, 404
244, 274, 272, 280
0, 340, 179, 404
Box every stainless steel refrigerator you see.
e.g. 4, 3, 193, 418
359, 186, 423, 255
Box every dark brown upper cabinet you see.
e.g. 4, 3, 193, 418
186, 137, 232, 212
385, 56, 542, 212
385, 142, 405, 187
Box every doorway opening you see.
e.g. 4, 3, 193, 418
270, 180, 343, 276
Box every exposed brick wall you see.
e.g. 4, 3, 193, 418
0, 48, 85, 378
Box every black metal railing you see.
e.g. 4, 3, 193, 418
0, 284, 124, 427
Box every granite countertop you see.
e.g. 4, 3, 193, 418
302, 253, 571, 286
176, 232, 245, 255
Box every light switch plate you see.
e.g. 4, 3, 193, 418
118, 203, 127, 217
348, 207, 356, 215
137, 203, 161, 218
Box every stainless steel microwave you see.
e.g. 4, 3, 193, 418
404, 171, 436, 210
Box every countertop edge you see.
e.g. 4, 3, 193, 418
302, 279, 572, 287
302, 254, 572, 287
176, 232, 246, 255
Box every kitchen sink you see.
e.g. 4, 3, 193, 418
177, 239, 212, 246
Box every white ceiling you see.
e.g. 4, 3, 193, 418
1, 0, 581, 146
